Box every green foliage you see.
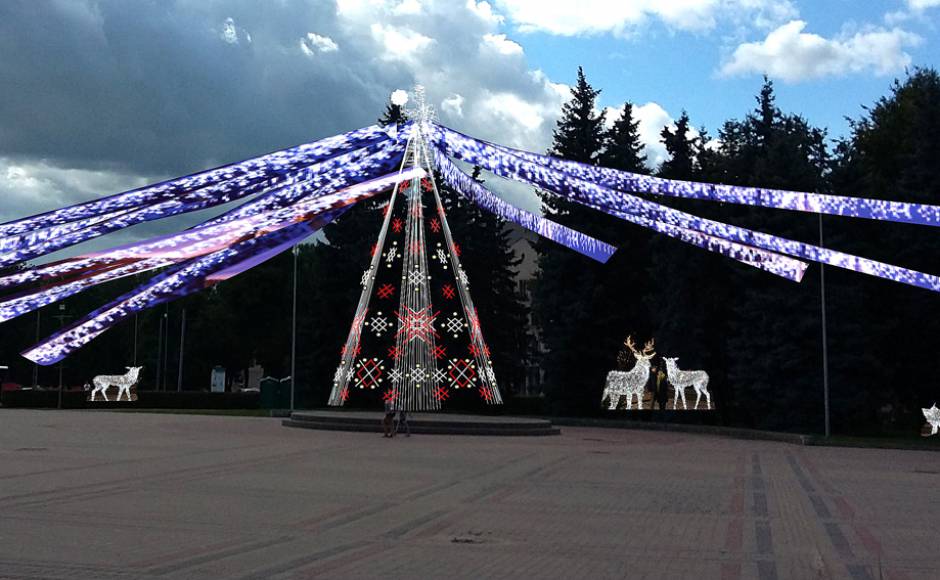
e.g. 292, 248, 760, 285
533, 68, 652, 415
436, 171, 527, 395
825, 68, 940, 433
550, 67, 607, 165
4, 72, 940, 436
714, 78, 831, 431
659, 112, 699, 180
530, 70, 940, 435
600, 102, 647, 173
378, 102, 408, 127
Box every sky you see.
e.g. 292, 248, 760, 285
1, 0, 939, 236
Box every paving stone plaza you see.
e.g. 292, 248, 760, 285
0, 409, 937, 579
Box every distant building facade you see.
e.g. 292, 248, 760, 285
508, 227, 545, 397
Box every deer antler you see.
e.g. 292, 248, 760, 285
642, 339, 656, 357
624, 335, 638, 355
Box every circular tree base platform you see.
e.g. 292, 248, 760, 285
283, 410, 560, 436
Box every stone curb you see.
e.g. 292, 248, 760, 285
550, 417, 810, 445
551, 417, 940, 451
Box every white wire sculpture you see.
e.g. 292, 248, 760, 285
923, 404, 940, 436
602, 336, 655, 410
663, 357, 711, 410
89, 366, 143, 402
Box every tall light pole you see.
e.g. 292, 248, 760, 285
819, 214, 831, 438
176, 308, 186, 392
161, 305, 169, 391
132, 274, 140, 367
133, 313, 139, 366
156, 309, 166, 391
52, 303, 70, 409
290, 244, 299, 412
32, 310, 41, 388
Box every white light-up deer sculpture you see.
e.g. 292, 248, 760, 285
923, 404, 940, 436
90, 366, 143, 402
602, 336, 655, 410
663, 357, 710, 410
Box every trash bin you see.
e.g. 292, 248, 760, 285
260, 376, 291, 410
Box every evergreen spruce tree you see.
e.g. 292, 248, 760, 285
827, 68, 940, 433
550, 67, 607, 166
532, 68, 646, 415
293, 103, 410, 404
644, 110, 735, 417
296, 105, 524, 406
378, 101, 408, 126
715, 79, 831, 431
436, 171, 527, 397
658, 112, 699, 179
600, 102, 647, 172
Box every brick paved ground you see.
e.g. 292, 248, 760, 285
0, 409, 936, 579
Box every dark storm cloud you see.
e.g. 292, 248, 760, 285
0, 0, 403, 176
0, 0, 569, 228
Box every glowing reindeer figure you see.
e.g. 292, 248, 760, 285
90, 367, 143, 402
602, 337, 655, 410
923, 404, 940, 436
663, 357, 710, 410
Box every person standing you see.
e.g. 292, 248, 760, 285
654, 365, 668, 411
396, 409, 411, 437
383, 397, 396, 438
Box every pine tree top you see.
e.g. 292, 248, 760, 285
550, 67, 606, 165
600, 102, 648, 173
659, 111, 699, 180
378, 103, 408, 126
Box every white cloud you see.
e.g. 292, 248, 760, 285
332, 1, 571, 155
632, 103, 674, 168
481, 33, 523, 56
473, 83, 567, 149
884, 10, 912, 25
720, 20, 922, 82
532, 70, 570, 102
466, 0, 504, 25
603, 102, 705, 169
481, 92, 546, 133
0, 157, 161, 258
441, 93, 465, 118
219, 17, 251, 45
604, 103, 662, 168
220, 17, 238, 44
392, 0, 423, 15
492, 0, 797, 36
300, 32, 339, 56
9, 0, 595, 224
369, 23, 434, 64
889, 0, 940, 23
907, 0, 940, 9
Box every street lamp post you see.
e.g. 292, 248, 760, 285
290, 245, 299, 412
177, 308, 186, 392
161, 305, 169, 391
52, 304, 70, 409
133, 313, 139, 366
32, 310, 40, 388
156, 310, 166, 391
819, 214, 831, 438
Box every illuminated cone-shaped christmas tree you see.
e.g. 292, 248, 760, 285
327, 88, 501, 411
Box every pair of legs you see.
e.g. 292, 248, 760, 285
396, 412, 410, 437
382, 413, 396, 437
